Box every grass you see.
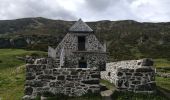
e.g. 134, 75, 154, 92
111, 90, 169, 100
156, 76, 170, 91
0, 49, 46, 100
154, 59, 170, 68
0, 49, 46, 69
100, 79, 116, 90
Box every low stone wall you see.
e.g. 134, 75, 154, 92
24, 58, 101, 99
101, 59, 156, 92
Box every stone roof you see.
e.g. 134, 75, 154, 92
69, 19, 93, 32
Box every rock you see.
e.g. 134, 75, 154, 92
26, 73, 35, 80
38, 75, 56, 80
117, 72, 123, 76
91, 74, 100, 78
82, 80, 99, 84
22, 95, 32, 100
141, 58, 154, 66
136, 68, 153, 72
100, 90, 113, 100
57, 76, 65, 80
25, 87, 33, 95
134, 72, 143, 76
117, 80, 123, 87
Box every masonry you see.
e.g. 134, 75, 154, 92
23, 19, 107, 99
101, 58, 156, 92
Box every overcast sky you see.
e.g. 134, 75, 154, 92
0, 0, 170, 22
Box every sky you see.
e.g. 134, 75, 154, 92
0, 0, 170, 22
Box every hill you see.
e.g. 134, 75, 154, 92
0, 17, 170, 61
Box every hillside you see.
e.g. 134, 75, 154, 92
0, 17, 170, 61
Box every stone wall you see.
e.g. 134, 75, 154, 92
24, 58, 101, 99
53, 33, 105, 57
101, 58, 156, 92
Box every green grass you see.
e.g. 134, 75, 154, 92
111, 90, 169, 100
154, 59, 170, 73
154, 59, 170, 68
0, 49, 46, 100
100, 79, 116, 90
156, 76, 170, 91
0, 49, 46, 69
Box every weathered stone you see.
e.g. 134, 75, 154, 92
25, 87, 33, 95
117, 80, 123, 87
22, 95, 32, 100
141, 58, 154, 66
129, 69, 134, 72
132, 81, 140, 85
124, 81, 129, 87
91, 74, 100, 78
117, 72, 123, 76
71, 71, 78, 75
82, 80, 99, 84
57, 76, 65, 80
136, 68, 153, 72
38, 75, 56, 80
134, 72, 143, 76
26, 73, 35, 80
126, 73, 132, 76
29, 81, 44, 87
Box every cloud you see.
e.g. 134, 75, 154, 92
0, 0, 77, 20
0, 0, 170, 22
85, 0, 112, 11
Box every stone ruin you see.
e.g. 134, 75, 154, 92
23, 19, 107, 99
101, 58, 156, 92
23, 19, 156, 99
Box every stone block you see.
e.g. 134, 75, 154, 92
57, 76, 65, 80
26, 73, 35, 80
132, 81, 140, 85
38, 75, 56, 80
136, 68, 153, 72
141, 58, 154, 66
134, 72, 143, 76
25, 87, 33, 95
91, 74, 100, 78
117, 72, 123, 76
82, 80, 99, 84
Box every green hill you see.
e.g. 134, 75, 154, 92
0, 17, 170, 61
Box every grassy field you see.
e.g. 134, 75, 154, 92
0, 49, 170, 100
0, 49, 46, 100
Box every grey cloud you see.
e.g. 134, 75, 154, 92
85, 0, 112, 11
0, 0, 76, 20
0, 0, 170, 22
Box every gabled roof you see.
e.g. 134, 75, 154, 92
69, 19, 93, 32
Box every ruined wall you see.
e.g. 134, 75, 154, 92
24, 58, 101, 99
64, 52, 107, 69
101, 59, 156, 92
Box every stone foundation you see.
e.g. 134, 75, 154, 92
101, 58, 156, 92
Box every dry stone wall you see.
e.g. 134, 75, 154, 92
24, 58, 101, 99
101, 58, 156, 92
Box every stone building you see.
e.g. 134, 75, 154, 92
101, 58, 156, 92
24, 19, 107, 99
